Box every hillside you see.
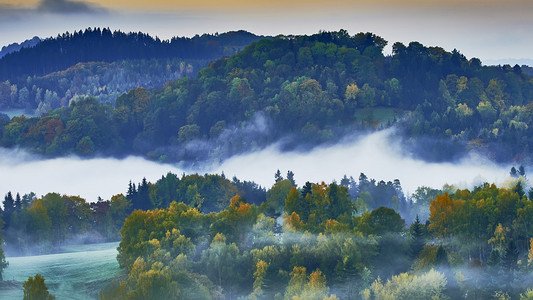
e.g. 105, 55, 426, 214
0, 29, 265, 113
0, 30, 532, 164
0, 36, 41, 59
0, 28, 264, 81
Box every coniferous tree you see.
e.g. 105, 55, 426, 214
14, 193, 21, 211
409, 215, 426, 259
274, 170, 283, 183
135, 178, 151, 210
2, 192, 14, 228
287, 170, 296, 187
21, 192, 35, 208
513, 181, 525, 198
519, 165, 526, 177
301, 182, 313, 198
126, 181, 136, 199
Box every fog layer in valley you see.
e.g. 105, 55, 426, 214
215, 129, 513, 194
0, 129, 512, 202
0, 129, 513, 201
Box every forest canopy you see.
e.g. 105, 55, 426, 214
0, 30, 531, 164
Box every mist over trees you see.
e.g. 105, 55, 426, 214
1, 28, 533, 299
0, 30, 532, 164
0, 168, 532, 298
0, 173, 265, 256
92, 171, 533, 299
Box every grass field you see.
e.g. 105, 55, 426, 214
0, 242, 121, 299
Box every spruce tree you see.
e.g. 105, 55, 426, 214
409, 215, 426, 259
274, 170, 283, 183
301, 182, 313, 198
14, 193, 21, 211
287, 170, 296, 187
2, 192, 14, 228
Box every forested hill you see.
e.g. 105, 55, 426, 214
1, 30, 532, 163
0, 36, 41, 59
0, 28, 264, 81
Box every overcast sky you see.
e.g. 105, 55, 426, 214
0, 0, 532, 63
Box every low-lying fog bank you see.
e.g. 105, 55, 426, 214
214, 129, 513, 194
0, 129, 513, 201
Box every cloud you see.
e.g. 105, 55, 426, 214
0, 129, 516, 203
213, 128, 512, 193
0, 0, 107, 16
0, 149, 186, 202
36, 0, 106, 14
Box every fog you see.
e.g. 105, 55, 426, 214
0, 150, 187, 202
0, 129, 514, 201
214, 128, 512, 194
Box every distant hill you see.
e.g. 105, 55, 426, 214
0, 28, 264, 81
0, 28, 265, 112
484, 58, 533, 67
1, 30, 532, 164
0, 36, 41, 59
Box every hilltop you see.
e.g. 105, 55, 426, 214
0, 28, 265, 112
0, 30, 532, 164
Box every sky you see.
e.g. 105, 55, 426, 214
0, 0, 532, 64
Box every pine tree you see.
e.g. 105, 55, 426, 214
519, 165, 526, 177
126, 180, 136, 199
274, 169, 283, 183
21, 192, 35, 208
301, 182, 313, 198
409, 215, 426, 259
287, 170, 296, 187
514, 181, 525, 198
136, 178, 151, 210
2, 192, 14, 228
14, 193, 21, 211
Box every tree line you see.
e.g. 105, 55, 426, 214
0, 28, 264, 81
100, 173, 533, 299
0, 30, 532, 163
0, 169, 531, 298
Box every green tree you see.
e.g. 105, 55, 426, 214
23, 273, 55, 300
3, 191, 15, 228
409, 215, 426, 259
178, 124, 201, 143
266, 179, 293, 214
357, 207, 405, 236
